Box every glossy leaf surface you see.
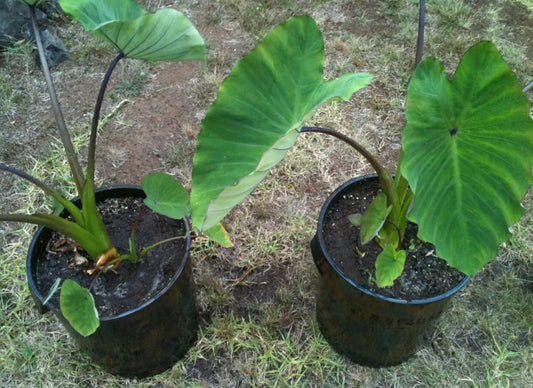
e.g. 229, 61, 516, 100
401, 41, 533, 275
191, 15, 373, 230
60, 279, 99, 337
59, 0, 206, 61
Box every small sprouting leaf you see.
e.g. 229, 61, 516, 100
348, 213, 362, 226
127, 237, 138, 262
42, 278, 61, 306
60, 279, 99, 337
142, 172, 190, 220
52, 199, 64, 216
375, 244, 406, 287
360, 193, 392, 245
203, 223, 233, 248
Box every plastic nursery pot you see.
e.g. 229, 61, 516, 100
26, 186, 198, 377
310, 175, 469, 367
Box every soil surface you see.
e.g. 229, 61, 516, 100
320, 177, 466, 300
34, 196, 189, 317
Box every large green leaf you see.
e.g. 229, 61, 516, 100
60, 279, 99, 337
59, 0, 206, 61
400, 41, 533, 275
191, 15, 373, 231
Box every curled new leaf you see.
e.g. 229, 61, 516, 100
19, 0, 47, 5
360, 193, 392, 245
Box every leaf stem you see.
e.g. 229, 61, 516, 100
415, 0, 426, 67
0, 213, 104, 258
28, 5, 84, 194
138, 235, 190, 261
87, 52, 125, 184
300, 126, 398, 205
0, 163, 84, 225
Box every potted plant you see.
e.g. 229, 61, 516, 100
0, 0, 208, 377
150, 9, 533, 366
301, 2, 533, 365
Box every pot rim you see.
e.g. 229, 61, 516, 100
26, 184, 192, 321
316, 174, 470, 305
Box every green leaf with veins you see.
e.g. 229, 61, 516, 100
58, 0, 206, 61
375, 244, 406, 287
142, 172, 190, 220
190, 15, 373, 231
60, 279, 99, 337
400, 41, 533, 275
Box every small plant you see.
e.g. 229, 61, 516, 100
0, 0, 206, 335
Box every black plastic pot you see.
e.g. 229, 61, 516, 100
311, 175, 469, 367
26, 186, 198, 377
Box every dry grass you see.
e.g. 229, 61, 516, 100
1, 0, 532, 386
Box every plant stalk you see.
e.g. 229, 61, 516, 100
28, 5, 85, 194
86, 52, 125, 183
300, 127, 398, 205
0, 163, 84, 225
415, 0, 426, 67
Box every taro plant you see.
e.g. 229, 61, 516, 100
146, 14, 533, 288
0, 0, 206, 335
302, 51, 533, 286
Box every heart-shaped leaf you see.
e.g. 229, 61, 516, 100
59, 0, 206, 62
191, 15, 373, 231
375, 244, 406, 287
400, 41, 533, 275
60, 279, 99, 337
142, 172, 190, 220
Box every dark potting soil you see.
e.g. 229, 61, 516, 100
35, 197, 188, 318
322, 179, 466, 300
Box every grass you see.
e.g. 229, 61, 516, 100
1, 0, 532, 386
